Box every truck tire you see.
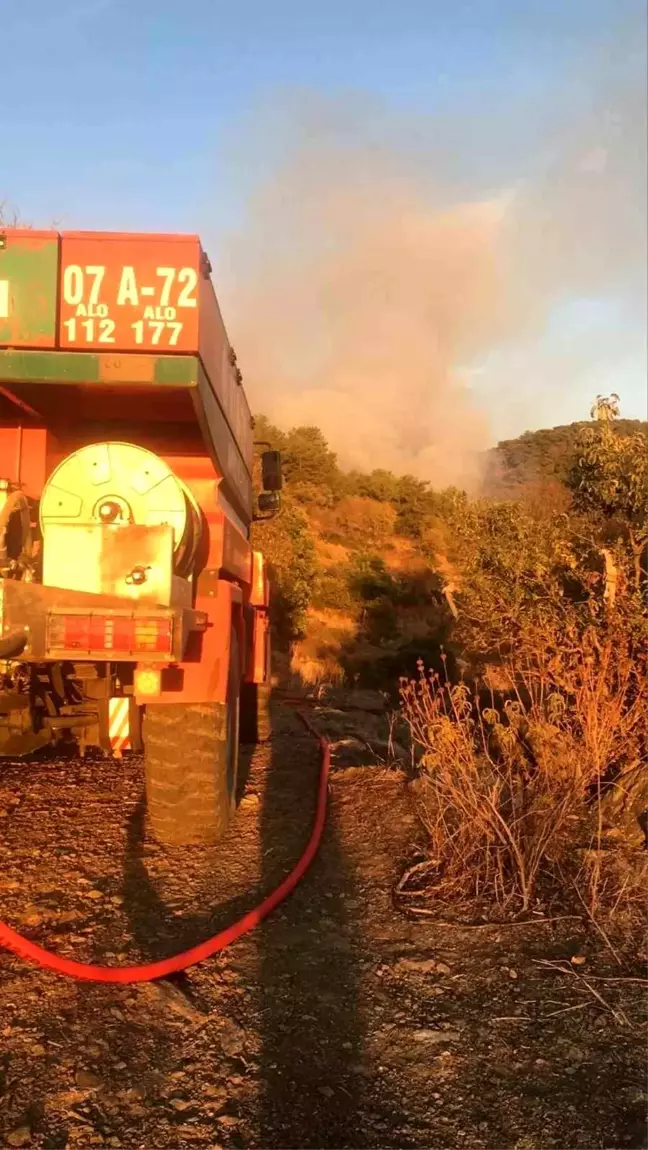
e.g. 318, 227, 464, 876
240, 682, 272, 744
240, 630, 272, 744
143, 631, 241, 846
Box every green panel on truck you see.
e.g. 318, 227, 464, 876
0, 349, 199, 386
0, 231, 59, 348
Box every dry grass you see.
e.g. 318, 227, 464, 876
290, 608, 355, 686
400, 621, 647, 918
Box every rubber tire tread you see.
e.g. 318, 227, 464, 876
143, 634, 240, 846
240, 682, 272, 744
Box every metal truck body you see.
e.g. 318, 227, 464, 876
0, 229, 279, 844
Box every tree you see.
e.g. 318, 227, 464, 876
484, 418, 645, 496
346, 468, 401, 502
435, 494, 594, 665
252, 414, 287, 454
567, 423, 648, 597
590, 393, 620, 422
283, 426, 340, 490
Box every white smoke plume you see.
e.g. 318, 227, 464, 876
217, 12, 645, 486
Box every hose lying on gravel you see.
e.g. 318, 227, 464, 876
0, 712, 329, 984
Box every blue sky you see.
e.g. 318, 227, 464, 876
2, 0, 646, 466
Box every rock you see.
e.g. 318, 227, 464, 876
395, 957, 437, 975
204, 1084, 228, 1106
110, 895, 124, 906
240, 793, 260, 810
20, 910, 42, 927
413, 1029, 460, 1044
87, 889, 103, 900
30, 1043, 46, 1056
347, 689, 388, 713
139, 980, 205, 1023
570, 954, 587, 966
220, 1019, 245, 1058
318, 1085, 335, 1098
75, 1069, 102, 1089
169, 1096, 191, 1111
435, 962, 452, 975
6, 1127, 31, 1147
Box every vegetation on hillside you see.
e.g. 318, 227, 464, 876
484, 418, 646, 495
252, 412, 646, 676
253, 408, 647, 921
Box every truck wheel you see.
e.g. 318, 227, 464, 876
240, 632, 272, 744
240, 683, 272, 744
143, 631, 241, 846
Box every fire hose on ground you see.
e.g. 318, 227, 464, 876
0, 712, 329, 984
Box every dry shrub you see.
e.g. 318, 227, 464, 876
317, 496, 396, 546
290, 608, 354, 687
400, 619, 647, 915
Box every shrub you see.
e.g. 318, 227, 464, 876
312, 566, 355, 612
400, 610, 647, 915
251, 498, 317, 647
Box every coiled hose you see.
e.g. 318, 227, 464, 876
0, 713, 329, 983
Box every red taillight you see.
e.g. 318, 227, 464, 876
47, 613, 173, 656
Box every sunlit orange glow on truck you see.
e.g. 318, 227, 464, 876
0, 228, 282, 846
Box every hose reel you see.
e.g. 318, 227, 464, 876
39, 443, 203, 578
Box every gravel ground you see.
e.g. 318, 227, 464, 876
0, 703, 646, 1150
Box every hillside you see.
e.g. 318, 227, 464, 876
484, 418, 647, 494
251, 415, 647, 690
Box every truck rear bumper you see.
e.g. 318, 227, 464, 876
0, 578, 205, 663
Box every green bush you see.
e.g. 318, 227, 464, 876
251, 497, 317, 647
312, 567, 355, 613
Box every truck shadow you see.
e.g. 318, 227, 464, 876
254, 703, 373, 1149
119, 699, 386, 1147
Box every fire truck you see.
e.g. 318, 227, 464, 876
0, 229, 281, 846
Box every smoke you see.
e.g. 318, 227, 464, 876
223, 129, 508, 488
219, 18, 645, 486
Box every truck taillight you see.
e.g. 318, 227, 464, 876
47, 613, 173, 656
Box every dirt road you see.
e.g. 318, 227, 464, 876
0, 705, 646, 1149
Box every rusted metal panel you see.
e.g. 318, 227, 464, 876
59, 232, 201, 354
0, 229, 59, 349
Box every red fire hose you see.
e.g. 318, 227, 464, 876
0, 714, 329, 983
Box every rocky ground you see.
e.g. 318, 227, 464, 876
0, 699, 646, 1150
